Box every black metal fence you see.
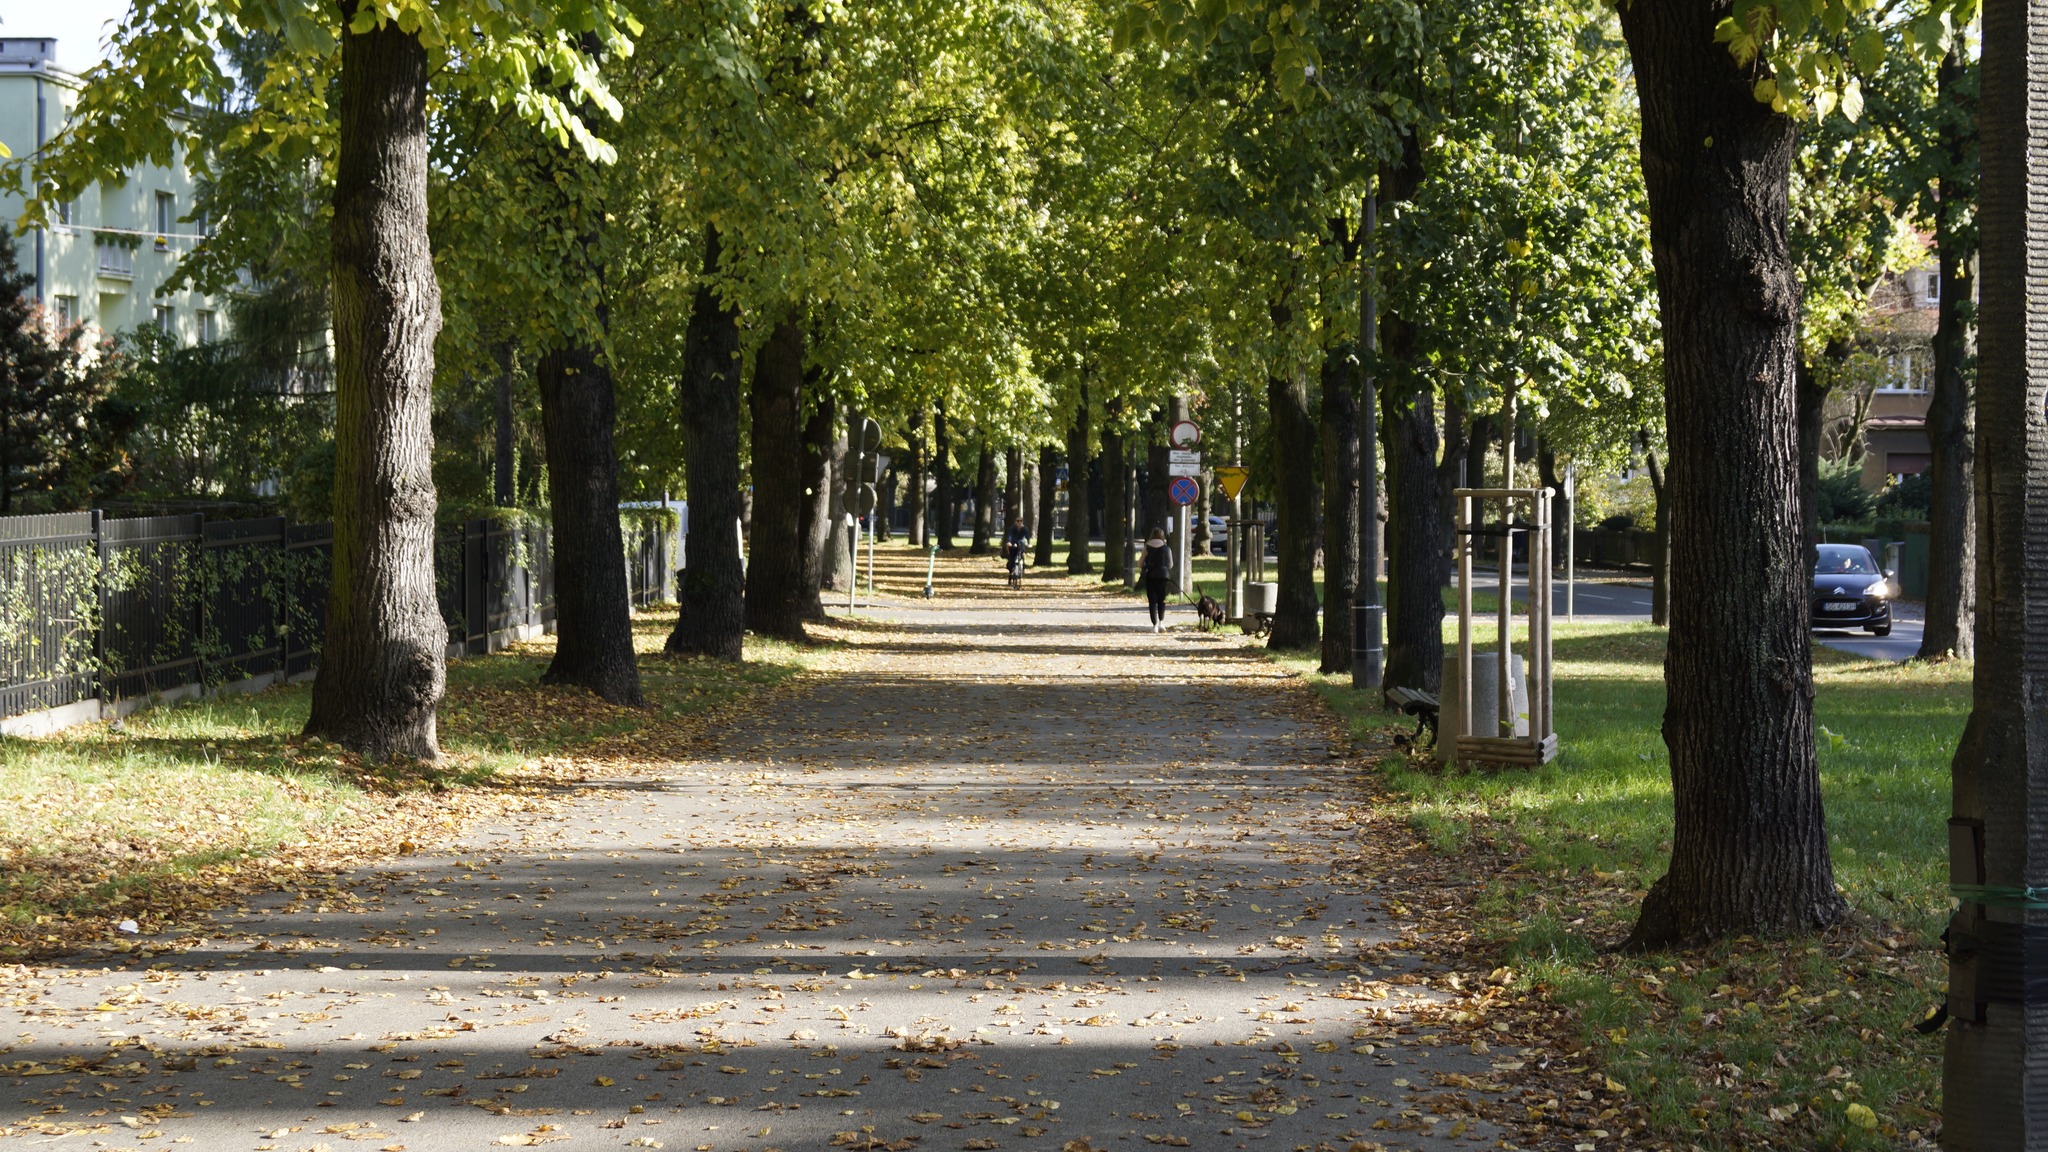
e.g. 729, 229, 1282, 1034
0, 510, 675, 727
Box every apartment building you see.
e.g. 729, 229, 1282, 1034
0, 37, 228, 343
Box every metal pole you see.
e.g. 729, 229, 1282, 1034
1497, 395, 1516, 740
1565, 463, 1576, 622
1352, 187, 1384, 691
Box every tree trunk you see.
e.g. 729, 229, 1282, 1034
665, 225, 745, 661
744, 314, 808, 641
1643, 440, 1671, 627
797, 387, 834, 621
877, 468, 895, 542
907, 418, 926, 547
1065, 390, 1094, 574
1382, 319, 1444, 693
1537, 440, 1567, 576
1268, 312, 1320, 650
1034, 445, 1058, 566
493, 341, 516, 507
971, 440, 997, 555
1619, 0, 1845, 948
1796, 356, 1825, 571
537, 343, 644, 706
824, 419, 851, 592
1940, 1, 2048, 1137
1437, 389, 1467, 593
1145, 407, 1171, 538
933, 403, 956, 550
1004, 447, 1022, 534
1920, 45, 1979, 662
1320, 341, 1360, 672
1100, 425, 1126, 582
304, 12, 446, 762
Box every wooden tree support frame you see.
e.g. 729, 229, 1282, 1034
1454, 486, 1558, 766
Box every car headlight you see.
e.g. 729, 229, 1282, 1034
1863, 579, 1889, 598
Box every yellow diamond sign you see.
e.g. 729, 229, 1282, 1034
1215, 466, 1250, 500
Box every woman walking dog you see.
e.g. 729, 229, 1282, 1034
1141, 528, 1175, 632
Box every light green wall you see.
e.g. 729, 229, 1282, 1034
1, 45, 230, 345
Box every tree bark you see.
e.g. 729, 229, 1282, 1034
665, 225, 745, 661
1940, 1, 2048, 1136
1320, 340, 1360, 672
536, 343, 644, 706
1004, 447, 1022, 534
1145, 407, 1170, 538
933, 403, 956, 550
1382, 320, 1444, 693
823, 418, 852, 592
907, 419, 926, 548
744, 314, 808, 641
1919, 45, 1979, 661
304, 11, 446, 762
1796, 356, 1825, 572
797, 387, 834, 621
1065, 389, 1094, 574
1268, 307, 1320, 650
971, 440, 997, 555
1619, 0, 1845, 948
1034, 445, 1058, 566
1643, 439, 1671, 627
1100, 424, 1126, 582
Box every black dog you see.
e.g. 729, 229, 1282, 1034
1196, 594, 1225, 630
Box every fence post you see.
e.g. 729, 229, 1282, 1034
91, 510, 106, 716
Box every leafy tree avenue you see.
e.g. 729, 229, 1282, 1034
2, 0, 1997, 967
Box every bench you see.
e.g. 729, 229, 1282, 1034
1384, 686, 1440, 751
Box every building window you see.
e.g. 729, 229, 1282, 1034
154, 191, 176, 236
153, 305, 175, 338
94, 239, 134, 278
197, 310, 217, 343
54, 295, 77, 328
1924, 272, 1940, 307
1880, 347, 1932, 393
55, 199, 73, 226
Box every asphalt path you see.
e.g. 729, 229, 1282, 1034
1460, 569, 1925, 662
0, 582, 1533, 1152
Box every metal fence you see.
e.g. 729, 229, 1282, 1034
0, 510, 675, 728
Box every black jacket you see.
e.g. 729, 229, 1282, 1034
1141, 540, 1175, 580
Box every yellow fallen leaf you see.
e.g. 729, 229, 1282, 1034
1846, 1102, 1878, 1130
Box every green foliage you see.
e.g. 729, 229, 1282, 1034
1818, 454, 1875, 523
1874, 470, 1931, 519
0, 243, 130, 514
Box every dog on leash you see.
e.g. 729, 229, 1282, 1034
1196, 594, 1225, 630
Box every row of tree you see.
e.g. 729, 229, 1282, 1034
4, 0, 1983, 960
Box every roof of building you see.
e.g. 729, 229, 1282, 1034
0, 39, 84, 87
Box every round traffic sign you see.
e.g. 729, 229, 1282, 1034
1169, 476, 1201, 506
855, 483, 878, 515
1168, 420, 1201, 449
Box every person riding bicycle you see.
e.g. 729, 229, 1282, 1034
1002, 517, 1030, 582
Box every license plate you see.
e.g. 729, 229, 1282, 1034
1822, 602, 1858, 613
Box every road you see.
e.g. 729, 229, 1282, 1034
1462, 568, 1925, 662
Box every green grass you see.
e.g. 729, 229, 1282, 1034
1280, 622, 1965, 1149
0, 611, 811, 951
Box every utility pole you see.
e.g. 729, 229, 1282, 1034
1938, 1, 2048, 1146
1352, 188, 1384, 691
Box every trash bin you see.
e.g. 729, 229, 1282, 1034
1244, 582, 1279, 616
1437, 652, 1529, 766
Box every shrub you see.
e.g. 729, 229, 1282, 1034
1818, 456, 1874, 523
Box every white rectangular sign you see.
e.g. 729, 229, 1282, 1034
1168, 450, 1202, 477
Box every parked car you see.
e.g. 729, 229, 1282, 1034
1811, 543, 1892, 636
1208, 515, 1228, 554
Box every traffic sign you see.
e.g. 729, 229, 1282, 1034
1169, 476, 1201, 506
1168, 449, 1202, 477
855, 483, 878, 515
1215, 466, 1250, 499
1168, 420, 1200, 449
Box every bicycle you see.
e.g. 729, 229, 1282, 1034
1004, 545, 1026, 589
